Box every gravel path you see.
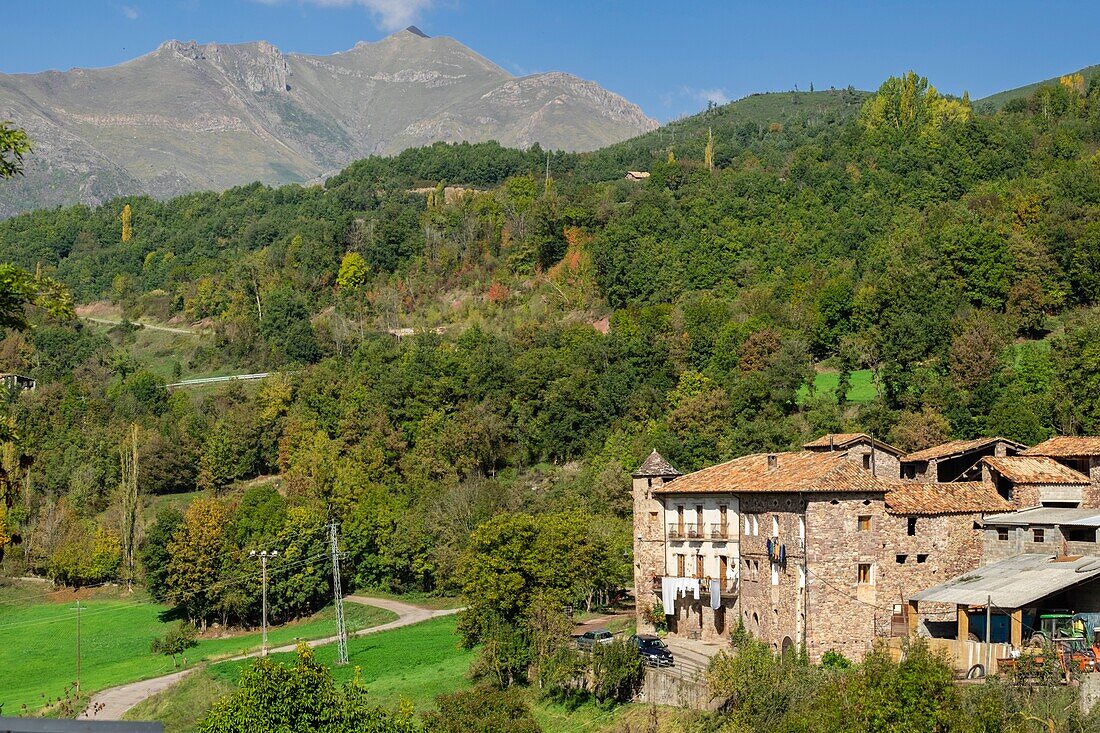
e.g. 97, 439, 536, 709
80, 596, 460, 720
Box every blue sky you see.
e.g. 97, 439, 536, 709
1, 0, 1097, 122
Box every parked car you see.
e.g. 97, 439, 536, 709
576, 629, 614, 650
630, 634, 674, 667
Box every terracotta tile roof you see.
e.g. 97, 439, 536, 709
632, 450, 681, 478
903, 437, 1027, 463
655, 451, 887, 495
803, 433, 904, 456
1023, 436, 1100, 458
984, 456, 1090, 485
883, 481, 1013, 516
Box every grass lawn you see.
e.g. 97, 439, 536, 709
0, 584, 395, 714
129, 615, 641, 733
797, 368, 877, 404
207, 616, 474, 711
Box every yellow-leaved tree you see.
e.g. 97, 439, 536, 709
121, 203, 133, 242
859, 71, 971, 135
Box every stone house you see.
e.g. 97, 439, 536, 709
802, 433, 904, 478
981, 506, 1100, 563
632, 445, 1010, 661
981, 455, 1093, 508
900, 437, 1026, 483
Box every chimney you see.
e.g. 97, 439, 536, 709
828, 435, 835, 450
767, 454, 778, 472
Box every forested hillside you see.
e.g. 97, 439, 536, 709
0, 71, 1099, 622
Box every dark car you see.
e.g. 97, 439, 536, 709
630, 634, 674, 667
577, 629, 615, 650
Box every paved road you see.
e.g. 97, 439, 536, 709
80, 596, 460, 721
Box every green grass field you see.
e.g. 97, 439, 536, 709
130, 615, 630, 733
206, 615, 474, 710
797, 368, 877, 404
0, 584, 396, 714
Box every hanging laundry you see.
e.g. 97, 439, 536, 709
709, 578, 721, 610
692, 579, 701, 600
661, 576, 676, 616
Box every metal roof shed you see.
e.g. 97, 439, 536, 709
908, 554, 1100, 647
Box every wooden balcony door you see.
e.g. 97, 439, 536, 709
677, 505, 684, 536
719, 504, 728, 536
695, 505, 703, 536
695, 555, 704, 579
676, 554, 685, 577
719, 555, 728, 590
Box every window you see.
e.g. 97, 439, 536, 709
649, 511, 658, 522
1033, 528, 1045, 543
752, 515, 759, 536
1065, 527, 1096, 543
907, 518, 917, 536
857, 563, 873, 585
695, 555, 704, 579
676, 554, 685, 577
997, 527, 1009, 541
798, 565, 806, 589
799, 516, 806, 540
771, 563, 779, 586
863, 454, 871, 470
858, 515, 871, 532
896, 554, 907, 564
916, 554, 928, 564
753, 560, 760, 580
744, 515, 750, 534
772, 515, 779, 536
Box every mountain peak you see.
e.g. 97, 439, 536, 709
405, 25, 430, 38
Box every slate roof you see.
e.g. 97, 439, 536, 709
1024, 436, 1100, 458
632, 450, 681, 478
984, 456, 1090, 485
883, 480, 1013, 516
903, 437, 1027, 463
910, 554, 1100, 608
802, 433, 904, 456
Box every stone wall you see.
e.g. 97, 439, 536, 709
983, 523, 1099, 563
633, 475, 670, 634
637, 667, 718, 710
736, 493, 807, 654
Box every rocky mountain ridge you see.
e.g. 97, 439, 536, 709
0, 28, 657, 216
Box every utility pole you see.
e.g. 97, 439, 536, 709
330, 520, 348, 665
250, 550, 278, 656
73, 600, 81, 693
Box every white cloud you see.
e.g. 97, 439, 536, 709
119, 4, 139, 20
254, 0, 434, 31
694, 88, 729, 106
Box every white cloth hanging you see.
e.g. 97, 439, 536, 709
660, 576, 676, 616
709, 578, 721, 610
692, 579, 701, 601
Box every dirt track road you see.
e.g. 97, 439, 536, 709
80, 596, 460, 721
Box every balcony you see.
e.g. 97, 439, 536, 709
709, 523, 733, 540
668, 523, 704, 540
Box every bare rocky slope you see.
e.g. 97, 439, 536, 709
0, 27, 657, 216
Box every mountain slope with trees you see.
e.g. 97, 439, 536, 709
0, 69, 1098, 640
